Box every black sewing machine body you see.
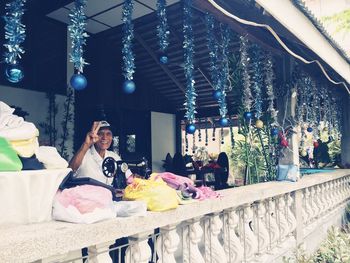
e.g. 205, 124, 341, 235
102, 156, 152, 189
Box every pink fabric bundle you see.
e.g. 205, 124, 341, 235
197, 186, 221, 200
154, 172, 194, 188
55, 185, 113, 214
153, 172, 221, 200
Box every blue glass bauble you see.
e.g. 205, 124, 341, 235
122, 80, 136, 94
219, 117, 229, 127
5, 64, 24, 83
159, 53, 168, 64
271, 127, 279, 136
243, 112, 252, 120
70, 74, 87, 90
307, 127, 313, 133
212, 90, 222, 100
186, 123, 196, 134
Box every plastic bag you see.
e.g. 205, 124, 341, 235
277, 164, 300, 182
52, 185, 116, 224
123, 177, 178, 212
0, 137, 22, 171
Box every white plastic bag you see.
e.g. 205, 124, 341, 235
52, 185, 116, 224
114, 201, 147, 217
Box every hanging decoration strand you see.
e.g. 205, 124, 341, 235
240, 36, 252, 112
156, 0, 169, 52
251, 44, 263, 119
183, 0, 197, 124
3, 0, 26, 65
206, 0, 350, 95
206, 14, 219, 91
68, 0, 89, 73
217, 24, 230, 118
122, 0, 135, 81
264, 53, 278, 126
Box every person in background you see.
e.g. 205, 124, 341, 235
69, 121, 132, 185
313, 136, 332, 168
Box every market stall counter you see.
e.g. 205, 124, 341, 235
0, 168, 71, 224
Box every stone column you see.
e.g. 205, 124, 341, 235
341, 96, 350, 167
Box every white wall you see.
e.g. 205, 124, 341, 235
151, 111, 176, 172
0, 85, 74, 159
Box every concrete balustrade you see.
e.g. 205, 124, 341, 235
0, 169, 349, 263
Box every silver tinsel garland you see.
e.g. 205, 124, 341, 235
239, 36, 252, 112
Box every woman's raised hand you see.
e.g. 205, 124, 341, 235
84, 121, 101, 147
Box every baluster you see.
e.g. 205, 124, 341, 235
325, 182, 332, 211
276, 196, 290, 241
266, 199, 280, 251
251, 201, 269, 255
286, 194, 297, 236
329, 181, 336, 210
318, 184, 327, 217
313, 187, 320, 219
223, 209, 244, 263
204, 214, 227, 263
301, 191, 308, 224
125, 233, 152, 263
310, 187, 318, 221
341, 178, 347, 202
304, 188, 313, 223
88, 241, 114, 263
183, 219, 205, 263
242, 205, 258, 261
156, 225, 180, 263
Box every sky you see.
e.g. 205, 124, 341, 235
304, 0, 350, 56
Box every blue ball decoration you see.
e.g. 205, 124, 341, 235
243, 112, 252, 120
70, 74, 87, 90
122, 80, 136, 94
307, 127, 313, 133
186, 123, 196, 134
212, 90, 222, 100
159, 53, 168, 64
219, 117, 229, 127
271, 127, 279, 136
5, 64, 24, 83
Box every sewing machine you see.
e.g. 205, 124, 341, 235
102, 156, 152, 189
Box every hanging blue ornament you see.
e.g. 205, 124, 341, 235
5, 64, 24, 83
159, 52, 168, 64
122, 80, 136, 94
243, 112, 252, 120
271, 127, 279, 136
307, 127, 313, 133
186, 123, 196, 134
219, 117, 228, 127
70, 73, 87, 90
212, 90, 222, 100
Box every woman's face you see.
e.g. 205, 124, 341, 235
95, 128, 113, 151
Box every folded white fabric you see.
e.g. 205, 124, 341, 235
0, 101, 24, 130
114, 201, 147, 217
0, 121, 39, 141
35, 146, 68, 169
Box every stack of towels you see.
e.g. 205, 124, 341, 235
0, 101, 68, 170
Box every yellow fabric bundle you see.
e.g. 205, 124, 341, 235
123, 177, 178, 212
10, 136, 39, 158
